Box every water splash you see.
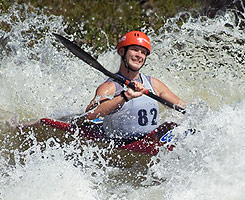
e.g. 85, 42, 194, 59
144, 100, 245, 200
0, 2, 245, 200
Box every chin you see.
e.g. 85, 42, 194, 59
130, 64, 142, 70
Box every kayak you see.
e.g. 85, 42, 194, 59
40, 118, 178, 155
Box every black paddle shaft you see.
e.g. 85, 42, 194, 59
53, 33, 186, 114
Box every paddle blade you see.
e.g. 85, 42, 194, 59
53, 33, 105, 72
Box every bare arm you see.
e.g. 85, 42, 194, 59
151, 77, 185, 108
86, 81, 147, 120
86, 82, 119, 119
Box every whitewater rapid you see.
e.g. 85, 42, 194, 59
0, 3, 244, 200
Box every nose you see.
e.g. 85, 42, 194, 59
135, 50, 146, 57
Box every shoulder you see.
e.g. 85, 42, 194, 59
150, 77, 170, 96
96, 81, 116, 96
151, 77, 164, 85
151, 77, 166, 88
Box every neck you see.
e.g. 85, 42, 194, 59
119, 62, 140, 80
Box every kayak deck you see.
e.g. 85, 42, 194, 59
40, 118, 177, 155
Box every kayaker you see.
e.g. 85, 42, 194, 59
85, 31, 185, 140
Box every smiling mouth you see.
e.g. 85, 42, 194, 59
132, 58, 142, 64
133, 61, 141, 64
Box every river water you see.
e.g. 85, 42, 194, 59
0, 3, 245, 200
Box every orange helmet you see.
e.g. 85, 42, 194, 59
117, 31, 151, 55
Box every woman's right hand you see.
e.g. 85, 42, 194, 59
124, 81, 148, 100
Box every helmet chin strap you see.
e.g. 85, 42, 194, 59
122, 47, 146, 73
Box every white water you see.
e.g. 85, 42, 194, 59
0, 3, 245, 200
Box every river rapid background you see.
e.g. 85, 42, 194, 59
0, 2, 245, 200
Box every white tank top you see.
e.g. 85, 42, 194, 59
103, 73, 159, 139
